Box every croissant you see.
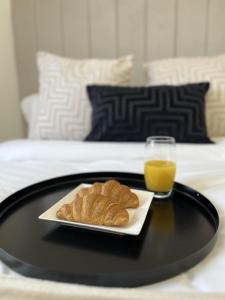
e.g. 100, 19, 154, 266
76, 180, 139, 208
56, 193, 129, 226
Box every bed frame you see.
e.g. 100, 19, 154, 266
11, 0, 225, 100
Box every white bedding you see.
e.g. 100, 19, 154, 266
0, 139, 225, 300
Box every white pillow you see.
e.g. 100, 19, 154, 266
145, 55, 225, 137
29, 52, 133, 140
21, 94, 39, 125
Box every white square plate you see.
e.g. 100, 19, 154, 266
39, 184, 154, 236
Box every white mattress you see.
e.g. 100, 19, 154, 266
0, 139, 225, 299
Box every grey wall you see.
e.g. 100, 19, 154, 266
0, 0, 24, 141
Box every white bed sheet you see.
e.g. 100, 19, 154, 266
0, 139, 225, 299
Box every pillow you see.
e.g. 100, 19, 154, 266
29, 52, 133, 140
145, 55, 225, 137
85, 83, 212, 143
21, 94, 39, 124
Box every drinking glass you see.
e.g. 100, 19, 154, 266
144, 136, 176, 199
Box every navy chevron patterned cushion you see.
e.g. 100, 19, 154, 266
85, 83, 212, 143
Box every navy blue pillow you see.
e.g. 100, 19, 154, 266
85, 83, 212, 143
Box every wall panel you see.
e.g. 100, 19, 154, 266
11, 0, 37, 96
89, 0, 117, 58
207, 0, 225, 55
176, 0, 208, 57
146, 0, 177, 61
62, 0, 89, 58
118, 0, 145, 83
35, 0, 63, 54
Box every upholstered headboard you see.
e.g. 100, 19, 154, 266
11, 0, 225, 100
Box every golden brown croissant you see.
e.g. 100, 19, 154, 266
56, 204, 73, 221
76, 180, 139, 208
56, 193, 129, 226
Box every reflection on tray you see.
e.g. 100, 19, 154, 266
42, 209, 152, 260
151, 198, 175, 235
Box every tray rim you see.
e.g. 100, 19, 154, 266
0, 171, 220, 287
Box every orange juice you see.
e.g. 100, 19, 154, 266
144, 160, 176, 192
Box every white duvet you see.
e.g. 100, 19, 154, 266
0, 139, 225, 300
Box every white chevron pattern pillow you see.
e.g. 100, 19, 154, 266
29, 52, 133, 140
145, 55, 225, 137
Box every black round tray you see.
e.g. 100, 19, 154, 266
0, 172, 219, 287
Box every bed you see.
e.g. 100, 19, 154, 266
0, 139, 225, 299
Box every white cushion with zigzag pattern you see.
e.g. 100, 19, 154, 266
29, 52, 133, 140
145, 55, 225, 137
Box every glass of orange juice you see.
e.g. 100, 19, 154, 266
144, 136, 176, 199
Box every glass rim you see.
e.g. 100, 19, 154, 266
146, 136, 176, 143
